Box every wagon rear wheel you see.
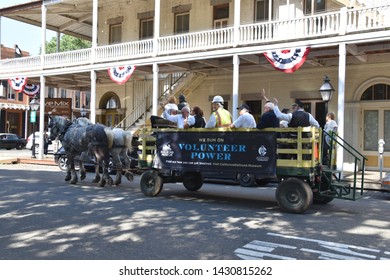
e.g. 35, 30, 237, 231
140, 170, 163, 197
183, 172, 203, 191
275, 178, 313, 213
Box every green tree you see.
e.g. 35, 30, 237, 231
44, 34, 92, 54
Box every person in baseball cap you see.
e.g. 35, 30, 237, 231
231, 103, 256, 128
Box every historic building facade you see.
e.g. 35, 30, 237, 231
0, 0, 389, 171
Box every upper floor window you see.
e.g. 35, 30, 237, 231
48, 87, 55, 98
304, 0, 326, 15
18, 92, 23, 102
361, 84, 390, 100
140, 18, 154, 39
175, 12, 189, 34
214, 4, 229, 29
75, 91, 81, 108
255, 0, 270, 22
110, 24, 122, 44
60, 88, 67, 98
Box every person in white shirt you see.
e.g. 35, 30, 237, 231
162, 106, 195, 129
231, 104, 257, 128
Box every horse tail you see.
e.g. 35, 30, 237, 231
124, 131, 133, 152
104, 127, 115, 149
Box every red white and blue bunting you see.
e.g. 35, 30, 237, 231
108, 65, 136, 85
23, 84, 40, 96
8, 77, 28, 92
264, 47, 310, 73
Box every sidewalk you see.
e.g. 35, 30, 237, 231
0, 155, 56, 166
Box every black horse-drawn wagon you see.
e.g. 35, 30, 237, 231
136, 126, 366, 214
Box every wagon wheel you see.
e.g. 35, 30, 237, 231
237, 173, 255, 187
58, 156, 68, 171
140, 170, 163, 197
183, 172, 203, 191
275, 178, 313, 213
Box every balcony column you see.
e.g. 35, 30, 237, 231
152, 63, 159, 116
233, 0, 241, 47
232, 54, 240, 121
91, 0, 98, 60
153, 0, 161, 57
337, 43, 346, 173
90, 70, 97, 124
38, 75, 46, 160
41, 3, 47, 68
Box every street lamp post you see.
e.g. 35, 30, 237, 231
319, 75, 335, 116
29, 96, 40, 158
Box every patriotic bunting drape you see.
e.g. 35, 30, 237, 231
108, 65, 136, 85
8, 77, 28, 92
264, 47, 310, 73
23, 84, 40, 96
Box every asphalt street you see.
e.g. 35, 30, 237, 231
0, 162, 390, 260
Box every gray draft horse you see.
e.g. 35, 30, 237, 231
49, 115, 114, 187
74, 118, 134, 186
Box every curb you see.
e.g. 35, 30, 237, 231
0, 157, 56, 166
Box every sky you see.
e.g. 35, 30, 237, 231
0, 0, 56, 56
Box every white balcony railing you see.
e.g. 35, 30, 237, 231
1, 5, 389, 76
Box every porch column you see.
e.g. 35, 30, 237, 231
233, 0, 241, 47
232, 54, 240, 121
152, 63, 159, 116
153, 0, 161, 56
91, 70, 97, 124
38, 75, 46, 160
337, 43, 346, 173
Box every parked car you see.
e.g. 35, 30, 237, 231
26, 132, 61, 153
0, 133, 27, 150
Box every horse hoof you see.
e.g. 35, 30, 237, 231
125, 172, 134, 181
80, 173, 86, 181
107, 178, 114, 186
65, 176, 71, 181
70, 180, 77, 184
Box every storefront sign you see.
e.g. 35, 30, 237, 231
155, 131, 277, 176
43, 98, 72, 118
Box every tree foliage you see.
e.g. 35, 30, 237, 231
44, 34, 92, 54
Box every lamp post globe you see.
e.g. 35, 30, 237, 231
29, 96, 40, 158
319, 75, 335, 116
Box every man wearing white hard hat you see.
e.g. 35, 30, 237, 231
205, 95, 232, 128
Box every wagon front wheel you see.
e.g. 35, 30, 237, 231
183, 172, 203, 191
275, 178, 313, 214
140, 170, 163, 197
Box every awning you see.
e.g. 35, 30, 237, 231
0, 103, 30, 110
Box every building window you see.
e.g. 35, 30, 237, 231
7, 89, 15, 100
175, 12, 189, 34
214, 4, 229, 29
18, 92, 23, 101
304, 0, 326, 15
75, 91, 81, 108
109, 24, 122, 44
140, 18, 154, 39
361, 84, 390, 100
106, 97, 118, 109
48, 87, 55, 98
255, 0, 270, 22
60, 88, 67, 98
85, 92, 91, 109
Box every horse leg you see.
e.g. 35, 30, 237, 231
111, 150, 122, 186
65, 157, 72, 181
92, 160, 101, 183
69, 157, 78, 184
79, 153, 86, 181
122, 150, 134, 182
